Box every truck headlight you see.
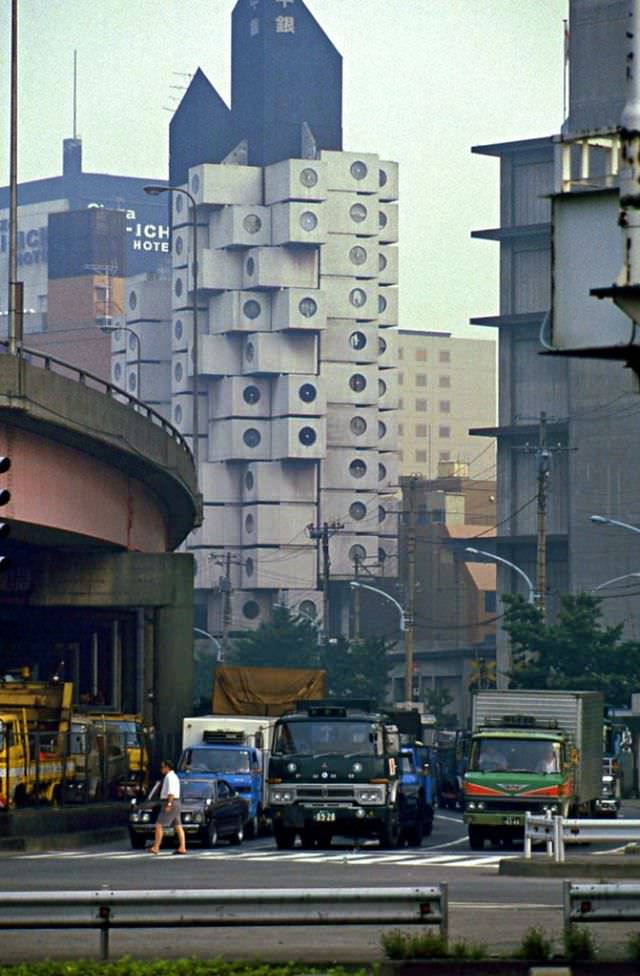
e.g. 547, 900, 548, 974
130, 813, 140, 823
286, 762, 298, 774
467, 801, 476, 810
355, 787, 384, 804
270, 788, 295, 804
141, 813, 150, 823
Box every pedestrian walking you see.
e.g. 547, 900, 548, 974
149, 759, 187, 854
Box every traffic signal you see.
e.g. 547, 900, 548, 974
0, 456, 10, 572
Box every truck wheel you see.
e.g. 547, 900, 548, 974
468, 826, 485, 851
129, 831, 146, 850
202, 821, 218, 848
406, 819, 424, 847
245, 815, 259, 840
273, 825, 296, 850
380, 818, 401, 849
301, 828, 317, 849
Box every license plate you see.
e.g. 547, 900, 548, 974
504, 816, 522, 826
313, 810, 336, 822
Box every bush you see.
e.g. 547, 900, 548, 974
0, 964, 373, 976
380, 929, 448, 960
449, 940, 487, 960
513, 926, 553, 961
564, 925, 598, 961
627, 931, 640, 961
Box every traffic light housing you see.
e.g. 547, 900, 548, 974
0, 456, 10, 571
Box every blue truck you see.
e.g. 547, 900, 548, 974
177, 716, 275, 838
392, 709, 435, 838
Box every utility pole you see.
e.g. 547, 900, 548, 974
535, 413, 550, 621
222, 551, 232, 658
307, 520, 344, 643
352, 555, 361, 640
404, 475, 419, 704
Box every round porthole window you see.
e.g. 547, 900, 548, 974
349, 202, 367, 223
245, 342, 255, 362
349, 459, 367, 479
379, 252, 388, 272
174, 362, 183, 382
379, 168, 388, 188
243, 600, 260, 620
349, 501, 367, 521
378, 378, 387, 397
299, 383, 317, 403
174, 319, 183, 340
349, 288, 367, 308
378, 504, 387, 524
349, 544, 367, 564
174, 278, 183, 298
114, 362, 122, 382
246, 257, 255, 276
378, 547, 387, 564
299, 297, 317, 318
349, 331, 366, 350
243, 213, 262, 234
175, 404, 183, 424
243, 385, 261, 404
175, 236, 183, 256
300, 167, 319, 188
243, 299, 262, 320
378, 463, 387, 482
350, 416, 367, 435
243, 428, 261, 448
128, 334, 137, 352
128, 372, 137, 392
300, 211, 318, 231
378, 337, 387, 355
299, 599, 317, 619
349, 245, 367, 266
299, 426, 317, 446
191, 173, 200, 195
378, 294, 388, 314
128, 291, 137, 311
244, 471, 254, 491
245, 557, 254, 578
350, 160, 368, 181
245, 514, 255, 533
378, 420, 387, 438
349, 373, 367, 392
379, 210, 388, 229
175, 194, 184, 213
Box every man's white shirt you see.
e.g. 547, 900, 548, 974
160, 769, 181, 799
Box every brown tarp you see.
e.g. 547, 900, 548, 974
212, 665, 326, 716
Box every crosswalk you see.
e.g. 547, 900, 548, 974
15, 847, 516, 868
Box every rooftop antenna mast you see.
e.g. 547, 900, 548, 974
73, 49, 77, 139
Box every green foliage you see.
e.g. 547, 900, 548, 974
229, 606, 321, 670
423, 687, 457, 729
563, 925, 598, 961
513, 926, 553, 961
503, 591, 640, 707
627, 932, 640, 961
380, 929, 448, 960
0, 962, 373, 976
323, 635, 394, 708
449, 940, 487, 960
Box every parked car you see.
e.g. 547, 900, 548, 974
128, 777, 249, 849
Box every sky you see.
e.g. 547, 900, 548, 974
0, 0, 568, 338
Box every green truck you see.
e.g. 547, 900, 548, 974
463, 689, 603, 850
267, 699, 423, 849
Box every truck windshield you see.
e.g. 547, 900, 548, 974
179, 747, 251, 774
469, 738, 562, 774
273, 720, 376, 756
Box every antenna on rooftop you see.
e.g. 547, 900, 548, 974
73, 49, 78, 140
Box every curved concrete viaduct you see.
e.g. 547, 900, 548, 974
0, 349, 201, 748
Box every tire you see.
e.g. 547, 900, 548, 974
406, 818, 424, 847
379, 816, 401, 849
245, 815, 259, 840
129, 831, 146, 850
202, 820, 218, 848
273, 825, 296, 850
301, 829, 317, 849
468, 826, 485, 851
228, 819, 244, 845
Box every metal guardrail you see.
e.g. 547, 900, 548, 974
0, 341, 191, 459
525, 812, 640, 861
563, 881, 640, 938
0, 885, 448, 960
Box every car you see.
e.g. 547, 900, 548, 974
128, 776, 249, 849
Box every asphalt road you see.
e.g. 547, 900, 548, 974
0, 806, 637, 963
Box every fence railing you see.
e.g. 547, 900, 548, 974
525, 811, 640, 862
0, 886, 449, 959
564, 882, 640, 939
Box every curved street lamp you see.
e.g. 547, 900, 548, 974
591, 514, 640, 536
465, 546, 537, 605
144, 184, 199, 473
349, 580, 412, 703
591, 572, 640, 593
349, 580, 406, 631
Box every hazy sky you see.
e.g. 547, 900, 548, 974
0, 0, 567, 337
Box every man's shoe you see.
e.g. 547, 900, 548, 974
172, 849, 187, 855
148, 848, 160, 854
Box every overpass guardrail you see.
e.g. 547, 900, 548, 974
525, 812, 640, 861
564, 881, 640, 938
0, 885, 448, 960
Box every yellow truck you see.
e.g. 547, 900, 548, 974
79, 713, 149, 798
0, 677, 74, 809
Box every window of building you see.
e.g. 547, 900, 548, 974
415, 450, 427, 463
439, 400, 450, 413
485, 591, 497, 614
416, 349, 427, 362
439, 425, 450, 438
439, 350, 451, 363
439, 450, 450, 462
416, 374, 427, 387
415, 424, 427, 438
415, 399, 427, 412
439, 375, 451, 388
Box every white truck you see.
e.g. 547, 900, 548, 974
178, 715, 276, 837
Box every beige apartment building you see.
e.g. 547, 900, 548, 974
396, 330, 496, 479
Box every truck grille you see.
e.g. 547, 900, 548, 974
297, 786, 355, 801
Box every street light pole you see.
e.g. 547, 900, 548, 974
144, 184, 199, 473
349, 580, 409, 700
591, 514, 640, 536
465, 547, 537, 605
101, 324, 141, 398
591, 572, 640, 592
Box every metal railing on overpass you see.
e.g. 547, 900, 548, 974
0, 341, 191, 459
525, 811, 640, 861
0, 886, 449, 960
564, 881, 640, 938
